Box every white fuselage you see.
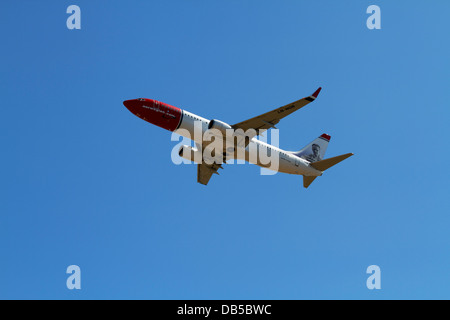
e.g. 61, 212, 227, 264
174, 110, 322, 177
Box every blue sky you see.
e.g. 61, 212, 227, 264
1, 1, 449, 299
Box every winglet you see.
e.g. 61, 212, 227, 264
312, 87, 322, 98
305, 87, 322, 102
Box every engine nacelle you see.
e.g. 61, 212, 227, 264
208, 119, 233, 135
178, 145, 202, 163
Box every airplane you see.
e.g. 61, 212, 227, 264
123, 87, 353, 188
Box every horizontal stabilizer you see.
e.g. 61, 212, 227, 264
303, 176, 317, 188
310, 153, 354, 172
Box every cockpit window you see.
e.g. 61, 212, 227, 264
138, 98, 145, 101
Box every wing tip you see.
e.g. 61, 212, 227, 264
312, 87, 322, 98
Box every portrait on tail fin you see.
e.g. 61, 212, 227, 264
293, 134, 330, 163
299, 143, 322, 162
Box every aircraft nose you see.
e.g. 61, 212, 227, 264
123, 99, 136, 111
124, 99, 144, 116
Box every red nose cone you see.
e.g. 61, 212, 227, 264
123, 99, 137, 113
123, 98, 183, 132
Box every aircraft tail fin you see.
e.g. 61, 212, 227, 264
302, 153, 354, 188
293, 133, 331, 163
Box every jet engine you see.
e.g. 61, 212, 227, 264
208, 119, 233, 135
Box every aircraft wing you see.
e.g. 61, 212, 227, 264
232, 87, 322, 135
197, 163, 222, 185
195, 87, 321, 185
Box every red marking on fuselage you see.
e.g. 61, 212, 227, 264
123, 98, 182, 132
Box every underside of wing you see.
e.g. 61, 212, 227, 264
197, 163, 223, 185
232, 87, 322, 135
